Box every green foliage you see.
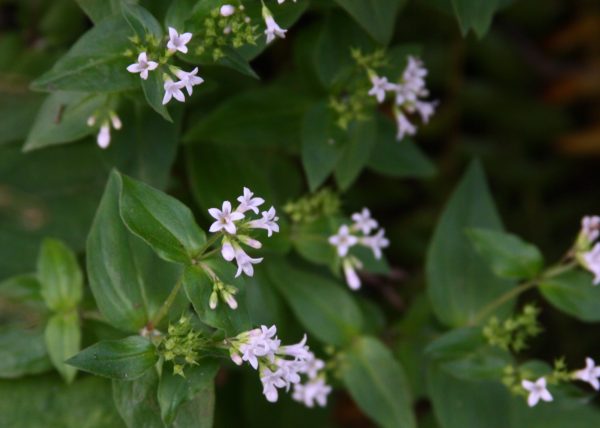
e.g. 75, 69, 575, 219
44, 311, 80, 383
539, 270, 600, 322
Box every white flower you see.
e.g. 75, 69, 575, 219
583, 243, 600, 285
368, 75, 396, 104
412, 100, 436, 124
109, 113, 122, 130
220, 4, 235, 16
300, 353, 325, 379
342, 258, 361, 290
238, 235, 262, 249
279, 335, 311, 360
223, 291, 238, 310
582, 216, 600, 243
264, 15, 287, 44
261, 367, 287, 402
276, 358, 304, 386
97, 122, 111, 149
361, 229, 390, 260
175, 67, 204, 96
351, 208, 378, 235
522, 377, 553, 407
292, 378, 332, 408
234, 245, 263, 278
329, 225, 358, 257
221, 237, 236, 261
126, 52, 158, 80
167, 27, 192, 54
239, 325, 280, 369
248, 207, 280, 237
574, 357, 600, 390
394, 110, 416, 141
209, 201, 245, 234
162, 78, 186, 105
236, 187, 265, 214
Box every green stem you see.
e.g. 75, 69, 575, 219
151, 275, 184, 327
193, 232, 223, 259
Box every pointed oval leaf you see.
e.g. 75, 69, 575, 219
44, 310, 81, 383
539, 270, 600, 322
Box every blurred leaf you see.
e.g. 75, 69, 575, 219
340, 336, 416, 428
467, 228, 544, 280
157, 359, 218, 425
267, 258, 363, 346
119, 173, 206, 264
291, 217, 338, 269
75, 0, 122, 24
121, 2, 163, 39
0, 324, 51, 378
0, 92, 44, 145
67, 335, 157, 380
113, 369, 163, 428
426, 160, 515, 327
37, 238, 83, 311
44, 310, 80, 383
450, 0, 507, 38
24, 92, 107, 152
31, 17, 138, 92
141, 71, 173, 122
0, 274, 42, 303
539, 270, 600, 322
334, 117, 378, 191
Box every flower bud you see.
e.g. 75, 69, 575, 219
220, 4, 235, 17
209, 290, 219, 310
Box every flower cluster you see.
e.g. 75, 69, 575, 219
577, 215, 600, 285
86, 111, 121, 149
126, 27, 204, 105
367, 56, 437, 141
328, 208, 389, 290
208, 187, 279, 278
228, 325, 331, 406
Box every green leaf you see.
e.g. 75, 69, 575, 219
301, 102, 340, 191
87, 171, 184, 332
450, 0, 506, 38
291, 217, 338, 269
539, 270, 600, 322
76, 0, 121, 24
119, 173, 206, 264
0, 274, 43, 303
121, 2, 163, 40
0, 324, 51, 378
332, 0, 406, 45
141, 71, 173, 122
31, 17, 138, 92
183, 261, 251, 335
217, 47, 259, 80
24, 92, 107, 152
113, 370, 163, 428
157, 359, 219, 425
467, 228, 544, 279
36, 238, 83, 311
426, 160, 515, 327
340, 336, 416, 428
67, 336, 157, 380
334, 117, 378, 191
44, 310, 81, 383
267, 259, 363, 346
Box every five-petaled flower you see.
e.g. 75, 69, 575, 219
126, 52, 158, 80
352, 208, 378, 235
237, 187, 265, 214
175, 67, 204, 96
368, 75, 396, 104
522, 377, 553, 407
209, 201, 245, 234
329, 225, 358, 257
574, 357, 600, 390
162, 78, 186, 105
167, 27, 192, 54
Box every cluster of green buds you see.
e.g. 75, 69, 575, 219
158, 315, 207, 376
483, 304, 542, 353
194, 4, 258, 62
283, 188, 341, 224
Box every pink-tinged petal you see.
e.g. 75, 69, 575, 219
208, 208, 222, 219
140, 69, 149, 80
178, 45, 188, 54
167, 40, 176, 51
168, 27, 178, 39
224, 222, 237, 235
591, 378, 600, 391
230, 212, 245, 222
147, 61, 158, 70
209, 222, 223, 233
539, 389, 553, 402
180, 32, 192, 43
173, 89, 185, 102
222, 201, 232, 213
527, 393, 540, 407
162, 91, 172, 105
521, 380, 534, 390
138, 52, 147, 62
127, 63, 142, 73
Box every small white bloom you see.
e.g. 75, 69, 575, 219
248, 207, 280, 237
582, 216, 600, 243
292, 378, 332, 408
394, 110, 417, 141
221, 237, 236, 261
175, 67, 204, 96
87, 115, 96, 127
522, 377, 553, 407
301, 353, 325, 379
237, 187, 265, 214
162, 78, 186, 105
342, 258, 361, 290
368, 75, 396, 104
109, 112, 122, 130
220, 4, 235, 16
239, 235, 262, 249
264, 15, 287, 44
233, 245, 263, 278
361, 229, 390, 260
261, 367, 287, 402
208, 201, 245, 234
329, 225, 358, 257
239, 325, 280, 369
223, 291, 238, 310
97, 123, 111, 149
412, 100, 436, 124
279, 335, 311, 360
351, 208, 378, 235
126, 52, 158, 80
583, 243, 600, 285
574, 357, 600, 390
167, 27, 192, 54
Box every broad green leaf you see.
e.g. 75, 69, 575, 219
450, 0, 506, 38
0, 375, 125, 428
340, 336, 416, 428
141, 71, 173, 122
37, 238, 83, 311
332, 0, 406, 45
44, 310, 81, 383
467, 228, 544, 279
87, 171, 184, 332
157, 359, 219, 425
121, 2, 163, 40
301, 102, 340, 191
67, 336, 157, 380
171, 385, 216, 428
334, 117, 378, 191
539, 270, 600, 322
31, 17, 138, 92
426, 160, 515, 327
0, 274, 43, 303
0, 324, 51, 378
367, 115, 435, 179
113, 370, 163, 428
291, 217, 338, 269
267, 259, 363, 346
119, 173, 206, 264
183, 260, 251, 335
24, 92, 107, 152
76, 0, 121, 24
